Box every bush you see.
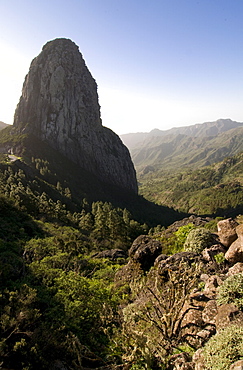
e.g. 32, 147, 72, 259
183, 228, 214, 253
203, 325, 243, 370
217, 273, 243, 309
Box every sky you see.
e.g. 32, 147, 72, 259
1, 0, 243, 135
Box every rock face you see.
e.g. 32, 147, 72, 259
13, 38, 137, 193
217, 218, 239, 247
225, 224, 243, 264
129, 235, 162, 271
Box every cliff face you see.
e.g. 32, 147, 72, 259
14, 38, 137, 193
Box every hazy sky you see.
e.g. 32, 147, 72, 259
1, 0, 243, 134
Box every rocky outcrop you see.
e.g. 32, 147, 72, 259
230, 360, 243, 370
92, 249, 127, 261
217, 218, 239, 247
13, 38, 137, 193
128, 235, 162, 271
225, 224, 243, 264
115, 217, 243, 369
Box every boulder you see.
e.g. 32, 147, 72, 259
215, 303, 243, 330
217, 218, 238, 247
230, 360, 243, 370
193, 349, 206, 370
203, 275, 223, 299
227, 262, 243, 277
92, 249, 127, 261
201, 244, 226, 262
157, 252, 201, 278
168, 352, 194, 370
225, 237, 243, 265
129, 235, 162, 271
202, 300, 218, 325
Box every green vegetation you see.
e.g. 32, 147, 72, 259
184, 228, 215, 253
214, 252, 225, 265
131, 126, 243, 172
138, 151, 243, 216
0, 198, 124, 368
0, 125, 243, 369
217, 273, 243, 309
203, 325, 243, 370
0, 158, 150, 368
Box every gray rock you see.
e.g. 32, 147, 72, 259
203, 275, 223, 299
13, 38, 137, 193
201, 244, 226, 262
193, 349, 206, 370
202, 300, 218, 325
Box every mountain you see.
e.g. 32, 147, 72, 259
123, 119, 243, 216
139, 150, 243, 216
133, 126, 243, 172
120, 118, 243, 151
0, 121, 8, 130
0, 38, 184, 227
13, 38, 137, 194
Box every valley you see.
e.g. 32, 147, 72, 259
0, 38, 243, 370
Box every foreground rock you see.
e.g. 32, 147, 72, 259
225, 224, 243, 264
217, 218, 239, 247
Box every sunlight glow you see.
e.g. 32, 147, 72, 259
0, 42, 30, 124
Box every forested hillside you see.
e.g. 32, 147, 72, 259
122, 119, 243, 217
1, 154, 243, 369
139, 151, 243, 216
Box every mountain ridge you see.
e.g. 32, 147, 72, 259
120, 118, 243, 151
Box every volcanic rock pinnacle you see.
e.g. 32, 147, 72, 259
14, 38, 137, 193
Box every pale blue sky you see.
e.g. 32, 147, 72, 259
1, 0, 243, 134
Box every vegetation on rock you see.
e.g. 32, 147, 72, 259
217, 273, 243, 309
184, 228, 215, 253
138, 151, 243, 216
203, 325, 243, 370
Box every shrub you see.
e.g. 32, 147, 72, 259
203, 325, 243, 370
175, 223, 195, 248
214, 252, 225, 265
217, 273, 243, 309
183, 228, 214, 253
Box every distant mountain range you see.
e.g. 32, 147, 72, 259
121, 118, 243, 216
120, 119, 243, 173
121, 118, 243, 150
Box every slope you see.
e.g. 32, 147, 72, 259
132, 126, 243, 173
139, 150, 243, 216
0, 124, 185, 227
121, 118, 243, 151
